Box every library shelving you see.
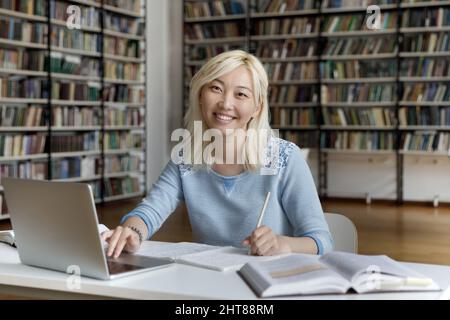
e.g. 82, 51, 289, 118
183, 0, 450, 203
0, 0, 147, 220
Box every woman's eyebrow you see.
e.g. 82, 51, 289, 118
213, 79, 252, 92
237, 86, 252, 92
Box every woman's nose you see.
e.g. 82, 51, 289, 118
220, 93, 235, 109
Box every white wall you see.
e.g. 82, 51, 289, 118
145, 0, 183, 187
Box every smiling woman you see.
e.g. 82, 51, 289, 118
102, 50, 333, 259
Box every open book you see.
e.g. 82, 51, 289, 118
0, 230, 15, 247
135, 241, 285, 272
1, 224, 110, 249
239, 251, 440, 297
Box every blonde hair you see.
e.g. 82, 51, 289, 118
184, 50, 274, 171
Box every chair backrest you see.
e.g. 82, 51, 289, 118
324, 212, 358, 253
299, 148, 310, 160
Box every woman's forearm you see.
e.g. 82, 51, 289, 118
122, 216, 149, 240
279, 235, 318, 255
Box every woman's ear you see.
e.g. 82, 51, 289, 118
252, 103, 262, 118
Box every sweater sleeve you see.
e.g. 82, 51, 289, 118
120, 160, 184, 239
279, 144, 334, 254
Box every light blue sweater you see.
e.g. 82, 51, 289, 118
121, 138, 334, 254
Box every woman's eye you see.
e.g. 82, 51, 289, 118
238, 92, 248, 98
211, 86, 221, 92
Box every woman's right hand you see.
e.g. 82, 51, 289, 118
101, 226, 141, 259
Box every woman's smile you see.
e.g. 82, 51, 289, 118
213, 112, 237, 124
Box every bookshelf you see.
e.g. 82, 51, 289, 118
0, 0, 147, 220
183, 0, 450, 204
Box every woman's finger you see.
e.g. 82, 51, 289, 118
101, 230, 114, 241
113, 231, 131, 258
107, 227, 123, 257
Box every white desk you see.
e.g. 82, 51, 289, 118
0, 242, 449, 300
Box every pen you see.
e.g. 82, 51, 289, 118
248, 191, 271, 255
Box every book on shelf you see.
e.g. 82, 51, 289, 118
185, 22, 244, 40
320, 131, 395, 151
0, 77, 47, 99
0, 16, 47, 44
103, 176, 141, 197
0, 0, 46, 16
257, 0, 316, 13
0, 161, 47, 182
0, 134, 46, 156
104, 107, 142, 126
50, 25, 101, 53
323, 12, 397, 33
399, 106, 450, 126
401, 57, 449, 78
323, 37, 397, 56
271, 107, 316, 126
401, 132, 450, 152
185, 0, 245, 18
50, 0, 100, 29
0, 105, 45, 127
50, 132, 99, 153
403, 32, 449, 53
103, 84, 145, 104
321, 84, 396, 103
104, 60, 142, 81
51, 81, 100, 101
104, 131, 143, 150
401, 7, 450, 28
402, 84, 450, 103
104, 154, 141, 173
256, 39, 317, 58
254, 17, 319, 35
322, 0, 395, 8
321, 60, 397, 79
104, 36, 141, 58
239, 251, 440, 298
51, 156, 99, 179
52, 106, 101, 127
104, 12, 142, 35
321, 107, 396, 126
104, 0, 140, 14
0, 48, 46, 71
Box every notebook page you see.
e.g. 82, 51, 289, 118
136, 241, 221, 260
177, 247, 286, 272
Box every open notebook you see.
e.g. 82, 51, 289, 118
239, 251, 441, 297
135, 241, 286, 272
1, 224, 110, 248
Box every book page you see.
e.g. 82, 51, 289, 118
320, 251, 439, 292
177, 247, 287, 272
136, 241, 221, 260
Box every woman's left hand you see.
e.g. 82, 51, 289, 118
242, 225, 292, 256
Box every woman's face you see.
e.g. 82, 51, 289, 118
199, 66, 260, 135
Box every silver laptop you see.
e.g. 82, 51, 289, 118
2, 178, 173, 280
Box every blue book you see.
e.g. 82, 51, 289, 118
230, 1, 244, 14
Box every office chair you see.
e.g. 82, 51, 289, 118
324, 212, 358, 253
